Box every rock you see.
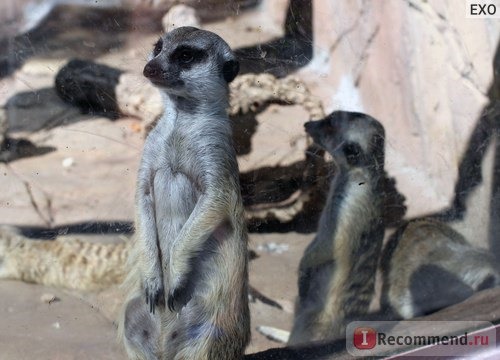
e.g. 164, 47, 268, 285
115, 72, 163, 126
40, 293, 59, 304
61, 157, 74, 168
256, 325, 290, 344
162, 4, 200, 32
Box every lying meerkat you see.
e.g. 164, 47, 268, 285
0, 225, 127, 291
119, 27, 250, 360
288, 111, 386, 345
381, 218, 500, 319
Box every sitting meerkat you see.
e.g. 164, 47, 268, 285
118, 27, 250, 360
288, 111, 386, 345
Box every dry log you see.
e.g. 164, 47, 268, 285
55, 59, 124, 119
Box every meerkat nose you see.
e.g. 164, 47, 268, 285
143, 62, 162, 80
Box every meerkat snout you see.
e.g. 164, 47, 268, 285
143, 61, 170, 86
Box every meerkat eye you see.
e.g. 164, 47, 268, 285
153, 38, 163, 57
178, 50, 194, 64
171, 46, 206, 67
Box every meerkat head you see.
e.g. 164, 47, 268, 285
305, 111, 385, 170
143, 26, 239, 102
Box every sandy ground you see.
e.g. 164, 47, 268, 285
0, 280, 125, 360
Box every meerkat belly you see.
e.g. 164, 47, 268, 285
154, 168, 200, 240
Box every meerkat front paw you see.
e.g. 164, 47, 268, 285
166, 256, 192, 312
167, 277, 191, 312
144, 276, 165, 314
167, 266, 192, 312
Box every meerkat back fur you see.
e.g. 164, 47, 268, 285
119, 27, 250, 360
381, 218, 500, 319
288, 111, 386, 345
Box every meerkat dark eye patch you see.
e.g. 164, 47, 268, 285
343, 142, 362, 164
153, 38, 163, 57
171, 46, 206, 68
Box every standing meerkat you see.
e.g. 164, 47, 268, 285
119, 27, 250, 360
288, 111, 386, 345
381, 218, 500, 319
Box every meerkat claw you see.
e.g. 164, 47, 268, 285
167, 282, 190, 313
145, 282, 165, 314
167, 287, 182, 312
167, 293, 176, 312
149, 294, 154, 314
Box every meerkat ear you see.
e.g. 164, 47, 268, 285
222, 59, 239, 83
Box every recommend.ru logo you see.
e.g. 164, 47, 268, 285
353, 327, 377, 350
346, 321, 495, 357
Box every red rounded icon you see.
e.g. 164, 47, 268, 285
353, 327, 377, 350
